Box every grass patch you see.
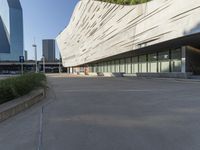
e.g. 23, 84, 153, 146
0, 73, 46, 104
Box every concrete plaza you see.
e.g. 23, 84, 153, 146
0, 74, 200, 150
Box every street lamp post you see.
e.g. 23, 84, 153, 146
59, 53, 62, 73
32, 44, 37, 73
43, 55, 45, 73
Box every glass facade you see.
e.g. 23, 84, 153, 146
158, 51, 170, 73
120, 59, 125, 73
115, 60, 120, 72
0, 17, 10, 53
132, 57, 138, 73
171, 49, 182, 72
0, 0, 23, 61
89, 48, 184, 74
148, 53, 157, 73
103, 62, 107, 72
125, 58, 131, 74
107, 61, 111, 72
139, 55, 147, 73
111, 60, 115, 72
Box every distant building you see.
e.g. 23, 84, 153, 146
42, 39, 56, 62
0, 0, 24, 61
24, 50, 28, 61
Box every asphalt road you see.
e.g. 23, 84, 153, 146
0, 74, 200, 150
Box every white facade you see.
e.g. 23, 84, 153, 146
57, 0, 200, 68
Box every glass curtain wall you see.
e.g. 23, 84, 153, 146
120, 59, 125, 72
158, 51, 170, 73
111, 60, 115, 73
171, 49, 181, 72
148, 53, 157, 73
115, 60, 120, 72
132, 56, 138, 73
98, 63, 101, 72
107, 61, 111, 72
103, 62, 107, 72
139, 55, 147, 73
125, 58, 132, 74
88, 65, 91, 72
88, 47, 183, 74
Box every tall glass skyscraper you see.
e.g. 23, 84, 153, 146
0, 0, 23, 61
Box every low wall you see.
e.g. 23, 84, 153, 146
0, 89, 45, 122
124, 73, 193, 79
88, 72, 98, 76
77, 72, 192, 79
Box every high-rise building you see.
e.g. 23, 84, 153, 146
42, 39, 56, 62
0, 0, 24, 61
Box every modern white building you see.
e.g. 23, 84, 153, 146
57, 0, 200, 76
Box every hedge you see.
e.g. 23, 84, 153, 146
0, 73, 46, 104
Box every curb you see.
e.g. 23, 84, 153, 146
124, 76, 200, 83
0, 89, 45, 123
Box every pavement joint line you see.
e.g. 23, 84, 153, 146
121, 77, 200, 83
57, 89, 171, 93
37, 106, 44, 150
36, 79, 59, 150
43, 79, 58, 107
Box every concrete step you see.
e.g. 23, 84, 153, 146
189, 76, 200, 79
124, 73, 193, 79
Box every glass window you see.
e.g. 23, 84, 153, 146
101, 63, 104, 72
88, 65, 92, 73
96, 64, 98, 72
132, 57, 138, 73
111, 60, 115, 73
107, 61, 111, 72
125, 58, 132, 74
148, 53, 157, 73
93, 64, 97, 72
139, 55, 147, 73
120, 59, 125, 73
171, 49, 181, 72
158, 51, 170, 73
115, 60, 120, 72
98, 63, 101, 72
103, 62, 107, 72
98, 63, 102, 72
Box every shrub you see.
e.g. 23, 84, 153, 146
0, 73, 46, 104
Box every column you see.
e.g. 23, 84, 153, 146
181, 46, 186, 73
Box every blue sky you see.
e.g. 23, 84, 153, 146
21, 0, 79, 60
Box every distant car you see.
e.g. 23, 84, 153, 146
10, 71, 17, 75
2, 71, 9, 74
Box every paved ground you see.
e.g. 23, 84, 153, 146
0, 74, 200, 150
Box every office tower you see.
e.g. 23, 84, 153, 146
0, 0, 24, 61
42, 39, 56, 62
